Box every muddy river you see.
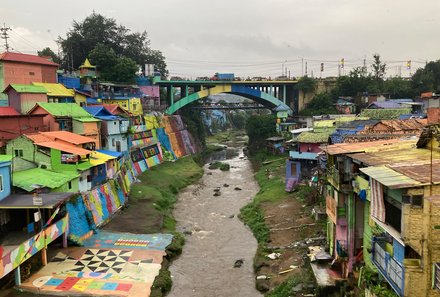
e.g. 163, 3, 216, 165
168, 144, 262, 297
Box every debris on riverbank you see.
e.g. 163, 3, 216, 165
240, 155, 327, 296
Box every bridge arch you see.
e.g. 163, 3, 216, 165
164, 84, 292, 115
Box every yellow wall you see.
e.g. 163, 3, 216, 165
102, 98, 143, 115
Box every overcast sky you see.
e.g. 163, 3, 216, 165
1, 0, 439, 78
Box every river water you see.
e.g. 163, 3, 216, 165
168, 144, 262, 297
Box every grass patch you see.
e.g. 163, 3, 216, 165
239, 154, 291, 245
206, 130, 245, 144
265, 269, 314, 297
208, 161, 230, 171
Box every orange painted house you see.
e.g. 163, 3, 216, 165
0, 52, 58, 101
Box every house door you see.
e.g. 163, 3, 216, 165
116, 141, 121, 152
290, 162, 297, 177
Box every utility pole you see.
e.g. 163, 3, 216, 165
305, 61, 308, 76
0, 23, 11, 52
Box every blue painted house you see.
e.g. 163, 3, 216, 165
0, 156, 12, 200
83, 106, 129, 153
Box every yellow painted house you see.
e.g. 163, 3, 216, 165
32, 82, 74, 103
98, 82, 143, 115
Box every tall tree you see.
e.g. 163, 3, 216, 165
371, 54, 386, 81
37, 47, 61, 64
411, 60, 440, 94
58, 12, 168, 77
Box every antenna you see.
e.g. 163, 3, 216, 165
0, 23, 11, 52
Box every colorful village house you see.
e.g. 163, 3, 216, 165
335, 98, 356, 114
31, 82, 75, 103
0, 107, 47, 149
98, 82, 143, 116
83, 106, 129, 153
346, 125, 440, 297
28, 102, 101, 148
6, 131, 96, 192
322, 139, 418, 281
0, 52, 58, 104
3, 84, 48, 114
0, 155, 71, 286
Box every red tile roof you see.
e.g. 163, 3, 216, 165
35, 141, 91, 155
24, 133, 53, 143
40, 131, 95, 145
0, 107, 19, 116
0, 52, 59, 67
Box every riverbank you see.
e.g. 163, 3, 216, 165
3, 157, 203, 297
240, 154, 326, 296
105, 156, 203, 297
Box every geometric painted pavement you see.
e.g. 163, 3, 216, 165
58, 249, 132, 274
19, 231, 173, 296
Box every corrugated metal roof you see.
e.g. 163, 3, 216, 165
4, 84, 47, 94
0, 52, 59, 67
0, 107, 20, 116
298, 131, 332, 143
32, 83, 74, 97
35, 141, 91, 155
90, 151, 116, 166
96, 149, 123, 158
359, 108, 412, 120
360, 166, 423, 189
0, 155, 12, 163
324, 139, 417, 155
32, 103, 91, 117
40, 131, 95, 145
351, 147, 440, 167
362, 119, 427, 133
0, 192, 72, 209
73, 116, 100, 122
24, 133, 53, 143
13, 168, 79, 192
314, 120, 335, 128
289, 151, 318, 160
390, 161, 440, 184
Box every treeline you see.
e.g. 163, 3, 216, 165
299, 54, 440, 116
38, 13, 168, 83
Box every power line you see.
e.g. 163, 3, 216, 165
0, 23, 11, 52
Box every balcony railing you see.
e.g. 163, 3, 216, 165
327, 165, 352, 192
372, 241, 405, 296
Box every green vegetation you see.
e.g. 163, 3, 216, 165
245, 115, 276, 155
129, 157, 203, 297
359, 266, 399, 297
131, 157, 203, 233
208, 161, 230, 171
300, 92, 338, 116
265, 269, 314, 297
239, 155, 290, 244
56, 12, 168, 81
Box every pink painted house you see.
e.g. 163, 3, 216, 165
3, 84, 48, 114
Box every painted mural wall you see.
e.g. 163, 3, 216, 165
0, 215, 68, 278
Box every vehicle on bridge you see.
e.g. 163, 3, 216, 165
196, 76, 210, 81
211, 73, 235, 81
